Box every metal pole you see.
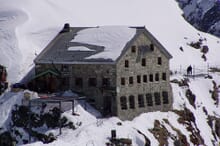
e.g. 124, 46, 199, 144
59, 101, 62, 135
72, 100, 74, 115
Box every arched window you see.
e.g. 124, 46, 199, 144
120, 96, 127, 110
146, 93, 153, 106
129, 95, 135, 109
138, 94, 145, 108
162, 91, 169, 104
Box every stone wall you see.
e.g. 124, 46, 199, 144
116, 33, 173, 120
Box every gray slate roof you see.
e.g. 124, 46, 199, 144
34, 26, 172, 64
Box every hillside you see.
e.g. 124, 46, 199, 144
0, 0, 220, 146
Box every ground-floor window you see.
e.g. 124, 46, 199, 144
154, 92, 161, 105
146, 93, 153, 106
162, 91, 169, 104
129, 95, 135, 109
120, 96, 127, 110
75, 77, 83, 87
138, 94, 145, 108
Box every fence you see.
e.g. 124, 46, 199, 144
171, 64, 220, 78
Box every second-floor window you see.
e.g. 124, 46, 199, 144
121, 77, 125, 85
129, 77, 133, 84
162, 73, 166, 81
155, 73, 159, 81
137, 75, 141, 83
149, 74, 153, 82
143, 75, 147, 83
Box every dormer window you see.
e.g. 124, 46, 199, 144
131, 45, 136, 53
150, 44, 154, 51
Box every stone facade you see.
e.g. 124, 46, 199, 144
116, 33, 173, 120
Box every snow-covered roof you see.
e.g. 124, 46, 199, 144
34, 26, 171, 64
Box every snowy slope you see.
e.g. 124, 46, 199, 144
0, 0, 220, 146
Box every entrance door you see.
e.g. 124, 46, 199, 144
103, 96, 112, 116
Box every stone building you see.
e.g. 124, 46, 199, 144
34, 24, 173, 120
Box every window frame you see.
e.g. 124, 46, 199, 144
120, 96, 128, 110
131, 45, 136, 53
138, 94, 145, 108
141, 58, 146, 66
149, 74, 153, 82
121, 77, 125, 85
162, 91, 169, 104
146, 93, 153, 106
75, 77, 83, 87
155, 73, 159, 82
154, 92, 161, 105
129, 95, 135, 109
162, 73, 167, 81
125, 60, 129, 68
129, 76, 133, 85
137, 75, 141, 83
157, 57, 162, 65
88, 77, 97, 87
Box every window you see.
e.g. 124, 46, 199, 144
131, 45, 136, 53
150, 44, 154, 51
149, 74, 153, 82
61, 65, 69, 71
162, 73, 166, 81
129, 77, 133, 84
162, 91, 169, 104
125, 60, 129, 68
155, 73, 159, 81
154, 92, 161, 105
138, 94, 145, 107
137, 75, 141, 83
102, 78, 110, 87
75, 77, 83, 87
88, 78, 97, 87
129, 95, 135, 109
141, 58, 146, 66
120, 96, 127, 110
121, 77, 125, 85
146, 93, 153, 106
143, 75, 147, 83
158, 57, 162, 65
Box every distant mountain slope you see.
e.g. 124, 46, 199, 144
177, 0, 220, 38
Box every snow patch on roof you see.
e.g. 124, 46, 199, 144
67, 46, 95, 51
71, 26, 136, 60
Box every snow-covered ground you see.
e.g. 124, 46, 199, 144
0, 0, 220, 145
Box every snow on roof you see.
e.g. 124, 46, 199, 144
67, 46, 95, 52
71, 26, 136, 60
